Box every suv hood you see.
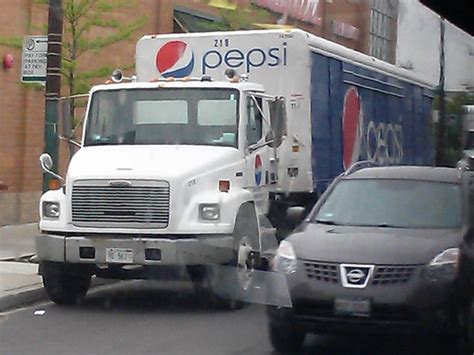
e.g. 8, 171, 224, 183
67, 145, 241, 181
289, 223, 463, 265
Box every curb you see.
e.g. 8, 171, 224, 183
0, 277, 115, 313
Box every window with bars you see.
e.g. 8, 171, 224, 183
370, 0, 396, 62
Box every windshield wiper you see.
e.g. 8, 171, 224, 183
315, 219, 340, 225
86, 140, 120, 146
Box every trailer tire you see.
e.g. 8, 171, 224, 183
41, 261, 92, 305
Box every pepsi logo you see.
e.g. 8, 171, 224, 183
155, 41, 194, 78
342, 87, 404, 168
342, 87, 363, 170
255, 154, 263, 185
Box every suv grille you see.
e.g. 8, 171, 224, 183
372, 265, 416, 285
304, 261, 339, 283
72, 180, 170, 228
304, 261, 417, 286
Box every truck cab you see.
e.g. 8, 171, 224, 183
37, 74, 285, 306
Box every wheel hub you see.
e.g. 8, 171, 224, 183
237, 239, 254, 291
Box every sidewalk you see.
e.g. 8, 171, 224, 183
0, 222, 37, 261
0, 223, 44, 311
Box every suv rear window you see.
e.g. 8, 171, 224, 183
314, 179, 461, 229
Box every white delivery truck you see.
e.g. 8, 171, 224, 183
37, 29, 434, 306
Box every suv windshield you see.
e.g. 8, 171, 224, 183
84, 88, 239, 147
315, 179, 462, 228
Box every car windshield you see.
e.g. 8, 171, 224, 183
314, 179, 462, 228
84, 88, 239, 147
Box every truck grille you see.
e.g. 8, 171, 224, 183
71, 180, 170, 228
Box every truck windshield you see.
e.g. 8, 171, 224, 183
84, 88, 239, 147
314, 179, 462, 229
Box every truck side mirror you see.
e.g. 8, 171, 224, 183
39, 153, 65, 184
60, 99, 72, 138
39, 153, 53, 172
269, 98, 287, 148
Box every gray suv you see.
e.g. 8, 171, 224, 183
267, 165, 474, 354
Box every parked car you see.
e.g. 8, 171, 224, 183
267, 164, 474, 354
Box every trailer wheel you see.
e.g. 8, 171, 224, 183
41, 261, 91, 305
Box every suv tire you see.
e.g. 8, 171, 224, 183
269, 320, 305, 353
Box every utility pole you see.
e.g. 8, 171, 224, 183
43, 0, 63, 192
436, 17, 446, 166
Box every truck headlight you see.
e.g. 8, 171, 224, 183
43, 201, 60, 218
199, 204, 220, 221
423, 248, 459, 282
273, 240, 297, 275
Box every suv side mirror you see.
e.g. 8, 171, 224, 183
287, 206, 306, 227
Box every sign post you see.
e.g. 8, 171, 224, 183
21, 35, 48, 83
43, 0, 63, 192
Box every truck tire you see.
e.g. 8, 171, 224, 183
269, 320, 305, 353
41, 261, 92, 305
189, 203, 260, 310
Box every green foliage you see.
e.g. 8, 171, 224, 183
0, 36, 22, 49
219, 4, 270, 30
434, 92, 474, 166
34, 0, 146, 96
19, 81, 45, 91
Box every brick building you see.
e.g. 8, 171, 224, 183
0, 0, 398, 226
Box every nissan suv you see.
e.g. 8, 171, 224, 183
267, 164, 474, 354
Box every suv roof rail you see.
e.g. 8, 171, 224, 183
344, 161, 381, 176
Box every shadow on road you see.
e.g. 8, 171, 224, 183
54, 280, 443, 355
76, 280, 224, 314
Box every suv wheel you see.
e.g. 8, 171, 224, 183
269, 320, 305, 353
41, 261, 92, 305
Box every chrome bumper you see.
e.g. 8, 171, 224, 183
36, 233, 234, 265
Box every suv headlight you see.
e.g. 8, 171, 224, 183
273, 240, 297, 275
423, 248, 459, 282
199, 204, 220, 221
43, 201, 60, 219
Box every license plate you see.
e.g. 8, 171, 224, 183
334, 297, 371, 317
105, 248, 134, 264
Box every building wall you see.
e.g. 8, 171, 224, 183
396, 0, 474, 91
0, 0, 161, 226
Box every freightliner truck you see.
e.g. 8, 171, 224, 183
37, 29, 434, 306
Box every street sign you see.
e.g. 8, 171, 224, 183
21, 35, 48, 83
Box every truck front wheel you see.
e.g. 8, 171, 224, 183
189, 203, 260, 310
41, 261, 92, 305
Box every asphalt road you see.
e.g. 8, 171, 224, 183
0, 280, 447, 355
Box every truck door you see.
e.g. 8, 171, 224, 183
244, 94, 274, 215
